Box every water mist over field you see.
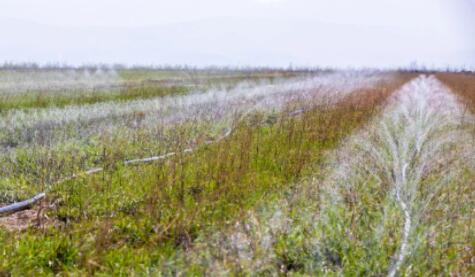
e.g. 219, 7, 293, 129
176, 75, 475, 275
0, 71, 389, 152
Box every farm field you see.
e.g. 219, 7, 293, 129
0, 68, 473, 276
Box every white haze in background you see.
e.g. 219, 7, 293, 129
0, 0, 474, 69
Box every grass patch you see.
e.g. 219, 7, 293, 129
0, 85, 189, 111
0, 74, 412, 275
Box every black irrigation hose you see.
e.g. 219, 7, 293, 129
0, 193, 46, 215
0, 128, 234, 217
0, 108, 305, 217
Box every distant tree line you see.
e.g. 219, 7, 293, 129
0, 61, 473, 73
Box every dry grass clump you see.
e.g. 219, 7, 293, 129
436, 72, 475, 112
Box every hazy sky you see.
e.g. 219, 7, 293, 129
1, 0, 474, 68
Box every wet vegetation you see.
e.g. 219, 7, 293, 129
0, 68, 473, 275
